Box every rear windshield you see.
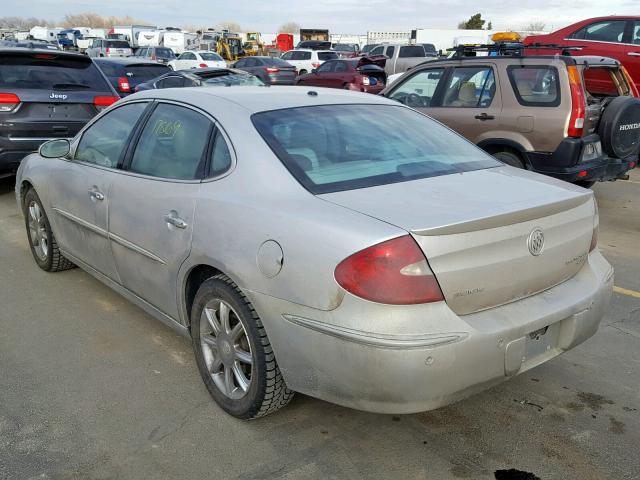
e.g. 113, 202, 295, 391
155, 48, 175, 59
583, 67, 631, 97
106, 41, 130, 48
0, 54, 111, 91
399, 46, 426, 58
97, 62, 170, 79
318, 51, 339, 60
507, 65, 560, 107
200, 73, 264, 87
265, 57, 292, 66
200, 52, 223, 61
335, 44, 356, 52
252, 104, 500, 194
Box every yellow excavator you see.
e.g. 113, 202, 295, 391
243, 32, 265, 56
217, 31, 245, 61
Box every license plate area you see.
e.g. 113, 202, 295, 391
524, 323, 560, 362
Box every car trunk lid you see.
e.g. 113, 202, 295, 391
320, 167, 595, 315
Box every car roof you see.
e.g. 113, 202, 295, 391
130, 85, 396, 114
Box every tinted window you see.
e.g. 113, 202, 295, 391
199, 73, 264, 87
335, 62, 349, 73
75, 103, 147, 168
234, 59, 246, 67
422, 44, 437, 54
442, 67, 496, 107
200, 52, 223, 61
507, 66, 560, 107
399, 45, 425, 58
155, 48, 175, 59
370, 46, 384, 55
317, 51, 338, 61
156, 75, 185, 88
389, 68, 445, 107
0, 54, 111, 91
281, 51, 293, 60
386, 46, 396, 58
183, 52, 196, 60
252, 105, 499, 194
244, 57, 258, 67
292, 51, 312, 60
130, 104, 211, 180
572, 21, 627, 43
210, 131, 232, 177
106, 41, 130, 49
317, 61, 334, 73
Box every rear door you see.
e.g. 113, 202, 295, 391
427, 64, 502, 145
108, 102, 212, 318
626, 21, 640, 91
567, 19, 630, 60
47, 101, 149, 280
313, 60, 334, 86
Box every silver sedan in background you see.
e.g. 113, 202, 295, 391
15, 87, 613, 419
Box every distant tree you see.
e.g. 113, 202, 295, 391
278, 22, 301, 34
459, 13, 485, 30
217, 21, 241, 32
0, 16, 55, 29
457, 21, 467, 29
61, 12, 151, 29
487, 21, 493, 30
525, 21, 546, 32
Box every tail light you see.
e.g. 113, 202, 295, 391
0, 93, 20, 112
93, 95, 119, 111
620, 66, 639, 97
266, 67, 280, 73
199, 63, 208, 68
312, 62, 321, 69
106, 47, 110, 56
589, 198, 599, 252
117, 76, 131, 93
567, 65, 586, 138
334, 235, 444, 305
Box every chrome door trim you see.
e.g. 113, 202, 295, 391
52, 207, 109, 238
109, 231, 167, 265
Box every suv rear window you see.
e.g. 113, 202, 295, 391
252, 104, 499, 194
318, 52, 338, 60
106, 41, 130, 49
507, 65, 560, 107
399, 46, 426, 58
155, 48, 175, 59
0, 53, 111, 91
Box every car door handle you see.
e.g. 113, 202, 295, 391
164, 211, 188, 229
474, 113, 495, 120
628, 52, 640, 57
88, 189, 104, 201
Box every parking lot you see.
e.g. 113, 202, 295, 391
0, 170, 637, 480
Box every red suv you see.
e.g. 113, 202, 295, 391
524, 17, 640, 91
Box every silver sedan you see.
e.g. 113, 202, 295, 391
15, 87, 613, 419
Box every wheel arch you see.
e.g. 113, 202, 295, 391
477, 139, 530, 167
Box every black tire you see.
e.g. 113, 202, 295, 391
191, 274, 294, 419
22, 188, 75, 272
575, 180, 596, 189
493, 150, 525, 168
298, 69, 307, 75
598, 96, 640, 159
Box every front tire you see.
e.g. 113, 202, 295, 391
191, 274, 294, 419
298, 69, 307, 75
23, 189, 75, 272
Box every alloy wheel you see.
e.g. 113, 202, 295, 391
27, 201, 48, 261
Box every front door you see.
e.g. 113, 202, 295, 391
46, 101, 149, 281
108, 102, 213, 319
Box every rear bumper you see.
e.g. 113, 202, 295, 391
267, 75, 296, 85
0, 137, 46, 172
536, 156, 636, 183
245, 250, 613, 414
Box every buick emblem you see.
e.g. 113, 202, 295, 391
527, 228, 545, 256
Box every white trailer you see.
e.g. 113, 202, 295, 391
29, 26, 62, 42
138, 30, 164, 47
112, 25, 157, 48
366, 31, 410, 45
163, 31, 198, 54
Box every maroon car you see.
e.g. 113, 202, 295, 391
295, 56, 387, 93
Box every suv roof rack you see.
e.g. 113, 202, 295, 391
448, 42, 584, 58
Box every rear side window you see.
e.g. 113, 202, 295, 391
399, 46, 425, 58
75, 103, 147, 168
507, 65, 560, 107
292, 51, 311, 60
129, 104, 212, 180
252, 104, 499, 194
210, 131, 233, 177
0, 54, 111, 91
317, 52, 338, 61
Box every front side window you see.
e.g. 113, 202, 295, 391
388, 68, 445, 107
442, 67, 496, 108
385, 46, 396, 58
507, 65, 560, 107
75, 103, 148, 168
370, 46, 384, 55
317, 61, 333, 73
335, 62, 349, 73
571, 21, 627, 43
252, 104, 499, 194
129, 104, 212, 180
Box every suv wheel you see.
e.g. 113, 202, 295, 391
493, 151, 524, 169
299, 69, 307, 75
191, 274, 294, 419
23, 189, 75, 272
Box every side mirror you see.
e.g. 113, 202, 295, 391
39, 139, 70, 159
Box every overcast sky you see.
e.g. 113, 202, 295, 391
9, 0, 639, 32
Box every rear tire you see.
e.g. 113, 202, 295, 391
298, 69, 307, 75
22, 189, 75, 272
493, 150, 524, 169
191, 274, 294, 419
575, 180, 596, 188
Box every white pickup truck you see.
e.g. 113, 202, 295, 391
368, 43, 436, 75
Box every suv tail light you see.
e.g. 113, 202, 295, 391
567, 65, 586, 138
334, 235, 444, 305
117, 76, 131, 93
266, 67, 280, 73
312, 62, 321, 69
93, 95, 119, 111
0, 93, 21, 112
106, 47, 111, 55
620, 66, 639, 97
199, 63, 208, 68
